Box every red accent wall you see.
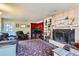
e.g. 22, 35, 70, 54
31, 22, 44, 32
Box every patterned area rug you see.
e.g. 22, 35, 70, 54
16, 39, 54, 56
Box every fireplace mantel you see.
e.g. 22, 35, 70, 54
52, 25, 78, 29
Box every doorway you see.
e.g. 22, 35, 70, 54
31, 22, 44, 39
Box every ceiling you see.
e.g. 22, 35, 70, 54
0, 3, 78, 21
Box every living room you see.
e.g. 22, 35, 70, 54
0, 3, 79, 56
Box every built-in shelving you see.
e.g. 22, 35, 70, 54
44, 17, 53, 41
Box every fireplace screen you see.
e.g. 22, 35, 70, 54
53, 29, 75, 44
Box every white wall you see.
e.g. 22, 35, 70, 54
3, 19, 31, 36
75, 7, 79, 43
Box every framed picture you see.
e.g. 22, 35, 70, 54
16, 24, 19, 28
